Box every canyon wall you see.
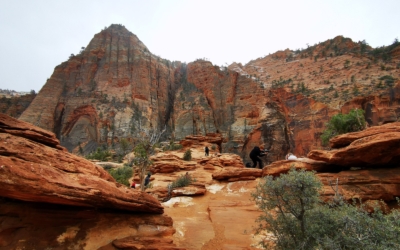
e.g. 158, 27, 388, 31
19, 25, 400, 164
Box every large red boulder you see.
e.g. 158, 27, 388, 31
0, 113, 163, 214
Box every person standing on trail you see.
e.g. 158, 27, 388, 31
205, 146, 210, 156
249, 146, 267, 169
144, 173, 151, 187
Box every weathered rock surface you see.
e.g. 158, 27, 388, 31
149, 184, 207, 202
20, 24, 184, 154
199, 153, 245, 168
262, 157, 336, 177
0, 113, 163, 214
13, 26, 400, 167
308, 131, 400, 167
150, 154, 198, 174
212, 167, 262, 182
302, 122, 400, 202
0, 199, 178, 250
329, 121, 400, 148
317, 168, 400, 202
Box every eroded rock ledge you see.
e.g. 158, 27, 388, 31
0, 113, 162, 214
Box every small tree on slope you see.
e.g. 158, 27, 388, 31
132, 126, 165, 191
321, 108, 366, 146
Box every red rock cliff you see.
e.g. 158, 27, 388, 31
19, 25, 400, 165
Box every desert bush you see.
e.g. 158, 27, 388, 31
106, 166, 132, 187
170, 173, 195, 188
86, 147, 112, 161
252, 168, 400, 250
183, 149, 192, 161
321, 109, 366, 146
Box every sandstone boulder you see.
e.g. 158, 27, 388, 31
150, 154, 198, 173
147, 184, 206, 202
262, 158, 336, 177
0, 114, 163, 214
212, 167, 262, 182
308, 132, 400, 167
198, 154, 245, 168
329, 122, 400, 148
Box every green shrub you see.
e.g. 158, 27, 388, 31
183, 149, 192, 161
252, 168, 400, 250
106, 166, 132, 187
211, 145, 216, 150
86, 147, 112, 161
321, 109, 366, 146
171, 173, 195, 188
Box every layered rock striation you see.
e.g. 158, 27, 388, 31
19, 25, 400, 167
0, 113, 162, 213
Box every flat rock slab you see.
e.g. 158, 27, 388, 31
212, 167, 262, 182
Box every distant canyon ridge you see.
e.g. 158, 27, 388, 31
8, 24, 400, 163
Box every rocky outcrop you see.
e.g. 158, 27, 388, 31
308, 131, 400, 167
262, 158, 335, 177
329, 121, 400, 148
304, 122, 400, 202
212, 167, 262, 182
180, 134, 223, 151
0, 199, 178, 250
199, 153, 245, 169
317, 168, 400, 202
150, 154, 198, 174
0, 113, 163, 214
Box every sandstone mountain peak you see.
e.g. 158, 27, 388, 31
16, 24, 400, 165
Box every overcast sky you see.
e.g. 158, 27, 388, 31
1, 0, 399, 92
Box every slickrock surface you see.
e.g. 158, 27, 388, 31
139, 144, 263, 249
0, 113, 163, 214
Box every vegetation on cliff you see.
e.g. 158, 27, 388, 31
321, 109, 366, 146
253, 168, 400, 249
105, 165, 132, 187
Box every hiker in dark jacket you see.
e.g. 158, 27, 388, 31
205, 146, 210, 156
144, 173, 151, 187
249, 146, 266, 169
